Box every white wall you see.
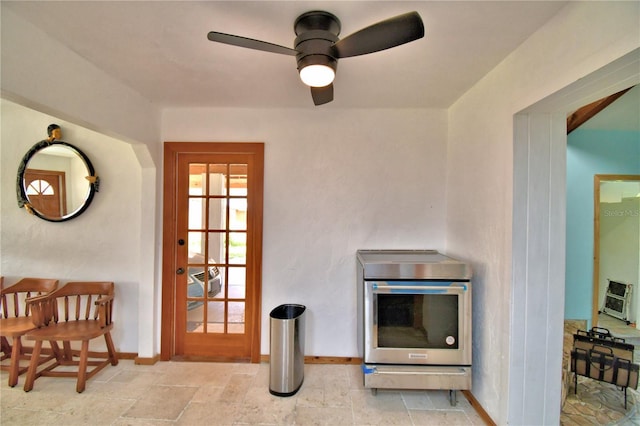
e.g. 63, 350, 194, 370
1, 6, 161, 359
0, 100, 142, 353
447, 2, 640, 424
162, 108, 448, 356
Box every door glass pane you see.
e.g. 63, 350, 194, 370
229, 198, 247, 230
228, 302, 245, 334
206, 301, 225, 333
228, 267, 246, 299
230, 164, 248, 196
207, 231, 224, 265
187, 232, 205, 260
228, 232, 247, 264
212, 266, 226, 299
188, 198, 204, 229
204, 265, 222, 298
208, 198, 226, 230
189, 164, 206, 195
208, 164, 227, 196
186, 276, 205, 334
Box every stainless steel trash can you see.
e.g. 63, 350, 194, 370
269, 304, 306, 396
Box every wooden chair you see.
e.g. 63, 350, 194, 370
23, 281, 118, 393
0, 277, 59, 386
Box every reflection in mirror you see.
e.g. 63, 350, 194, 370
593, 175, 640, 328
17, 126, 99, 222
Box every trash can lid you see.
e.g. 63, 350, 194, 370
270, 304, 306, 319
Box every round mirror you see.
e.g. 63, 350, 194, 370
17, 137, 99, 222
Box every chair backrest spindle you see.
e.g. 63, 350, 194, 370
86, 294, 93, 320
46, 282, 114, 325
12, 293, 20, 317
0, 278, 58, 320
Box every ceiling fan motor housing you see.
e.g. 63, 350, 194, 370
294, 11, 341, 74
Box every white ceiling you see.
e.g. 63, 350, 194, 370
3, 1, 569, 109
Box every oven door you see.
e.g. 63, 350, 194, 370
364, 280, 471, 366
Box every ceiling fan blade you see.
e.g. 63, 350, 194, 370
207, 32, 298, 56
332, 11, 424, 58
311, 84, 334, 105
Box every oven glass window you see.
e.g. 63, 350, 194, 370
377, 294, 459, 349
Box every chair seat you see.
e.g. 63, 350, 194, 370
0, 317, 37, 338
26, 321, 114, 342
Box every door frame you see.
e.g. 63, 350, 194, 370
161, 142, 264, 362
509, 48, 639, 424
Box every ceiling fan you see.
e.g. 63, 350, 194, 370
207, 11, 424, 105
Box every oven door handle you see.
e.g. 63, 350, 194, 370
372, 284, 467, 294
368, 366, 470, 376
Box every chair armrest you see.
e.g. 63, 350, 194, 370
94, 295, 114, 327
26, 294, 56, 328
94, 295, 114, 305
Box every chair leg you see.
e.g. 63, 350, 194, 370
8, 336, 22, 387
62, 341, 73, 363
23, 340, 43, 392
76, 340, 90, 393
1, 336, 12, 361
49, 340, 62, 359
104, 332, 118, 366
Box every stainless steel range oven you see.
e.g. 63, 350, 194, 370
357, 250, 472, 404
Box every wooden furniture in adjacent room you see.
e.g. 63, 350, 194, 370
0, 277, 59, 386
23, 281, 118, 393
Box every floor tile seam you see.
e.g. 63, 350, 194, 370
67, 393, 141, 403
1, 401, 134, 417
0, 406, 67, 414
410, 409, 476, 425
296, 387, 413, 410
144, 383, 201, 389
172, 398, 207, 424
119, 412, 184, 423
295, 402, 354, 409
406, 406, 468, 412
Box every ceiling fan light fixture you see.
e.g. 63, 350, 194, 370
297, 54, 337, 87
299, 64, 335, 87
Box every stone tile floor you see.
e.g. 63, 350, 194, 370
561, 315, 640, 425
1, 360, 485, 425
7, 315, 636, 425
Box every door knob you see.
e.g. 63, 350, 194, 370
176, 268, 185, 275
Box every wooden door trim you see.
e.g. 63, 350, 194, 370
161, 142, 264, 362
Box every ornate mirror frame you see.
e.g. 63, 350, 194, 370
16, 140, 100, 222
